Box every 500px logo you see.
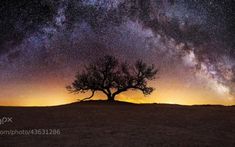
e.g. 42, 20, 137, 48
0, 117, 13, 125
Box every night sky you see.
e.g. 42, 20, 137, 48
0, 0, 235, 106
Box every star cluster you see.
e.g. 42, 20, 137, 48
0, 0, 235, 105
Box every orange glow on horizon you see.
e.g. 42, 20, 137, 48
0, 78, 234, 106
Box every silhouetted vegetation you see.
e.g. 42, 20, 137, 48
67, 55, 157, 102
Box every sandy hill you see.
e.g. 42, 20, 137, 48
0, 101, 235, 147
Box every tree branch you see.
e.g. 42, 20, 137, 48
78, 90, 95, 102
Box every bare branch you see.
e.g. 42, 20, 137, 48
78, 90, 95, 102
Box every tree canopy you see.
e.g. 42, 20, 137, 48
67, 55, 158, 102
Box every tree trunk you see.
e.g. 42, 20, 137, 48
107, 95, 115, 102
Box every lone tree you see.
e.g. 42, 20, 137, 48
67, 55, 157, 102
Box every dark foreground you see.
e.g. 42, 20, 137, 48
0, 101, 235, 147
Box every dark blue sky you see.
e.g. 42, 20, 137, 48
0, 0, 235, 105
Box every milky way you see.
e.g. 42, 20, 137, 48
0, 0, 235, 105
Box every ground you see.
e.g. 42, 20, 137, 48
0, 101, 235, 147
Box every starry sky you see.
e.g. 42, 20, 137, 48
0, 0, 235, 106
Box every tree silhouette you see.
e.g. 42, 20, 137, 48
67, 55, 158, 102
